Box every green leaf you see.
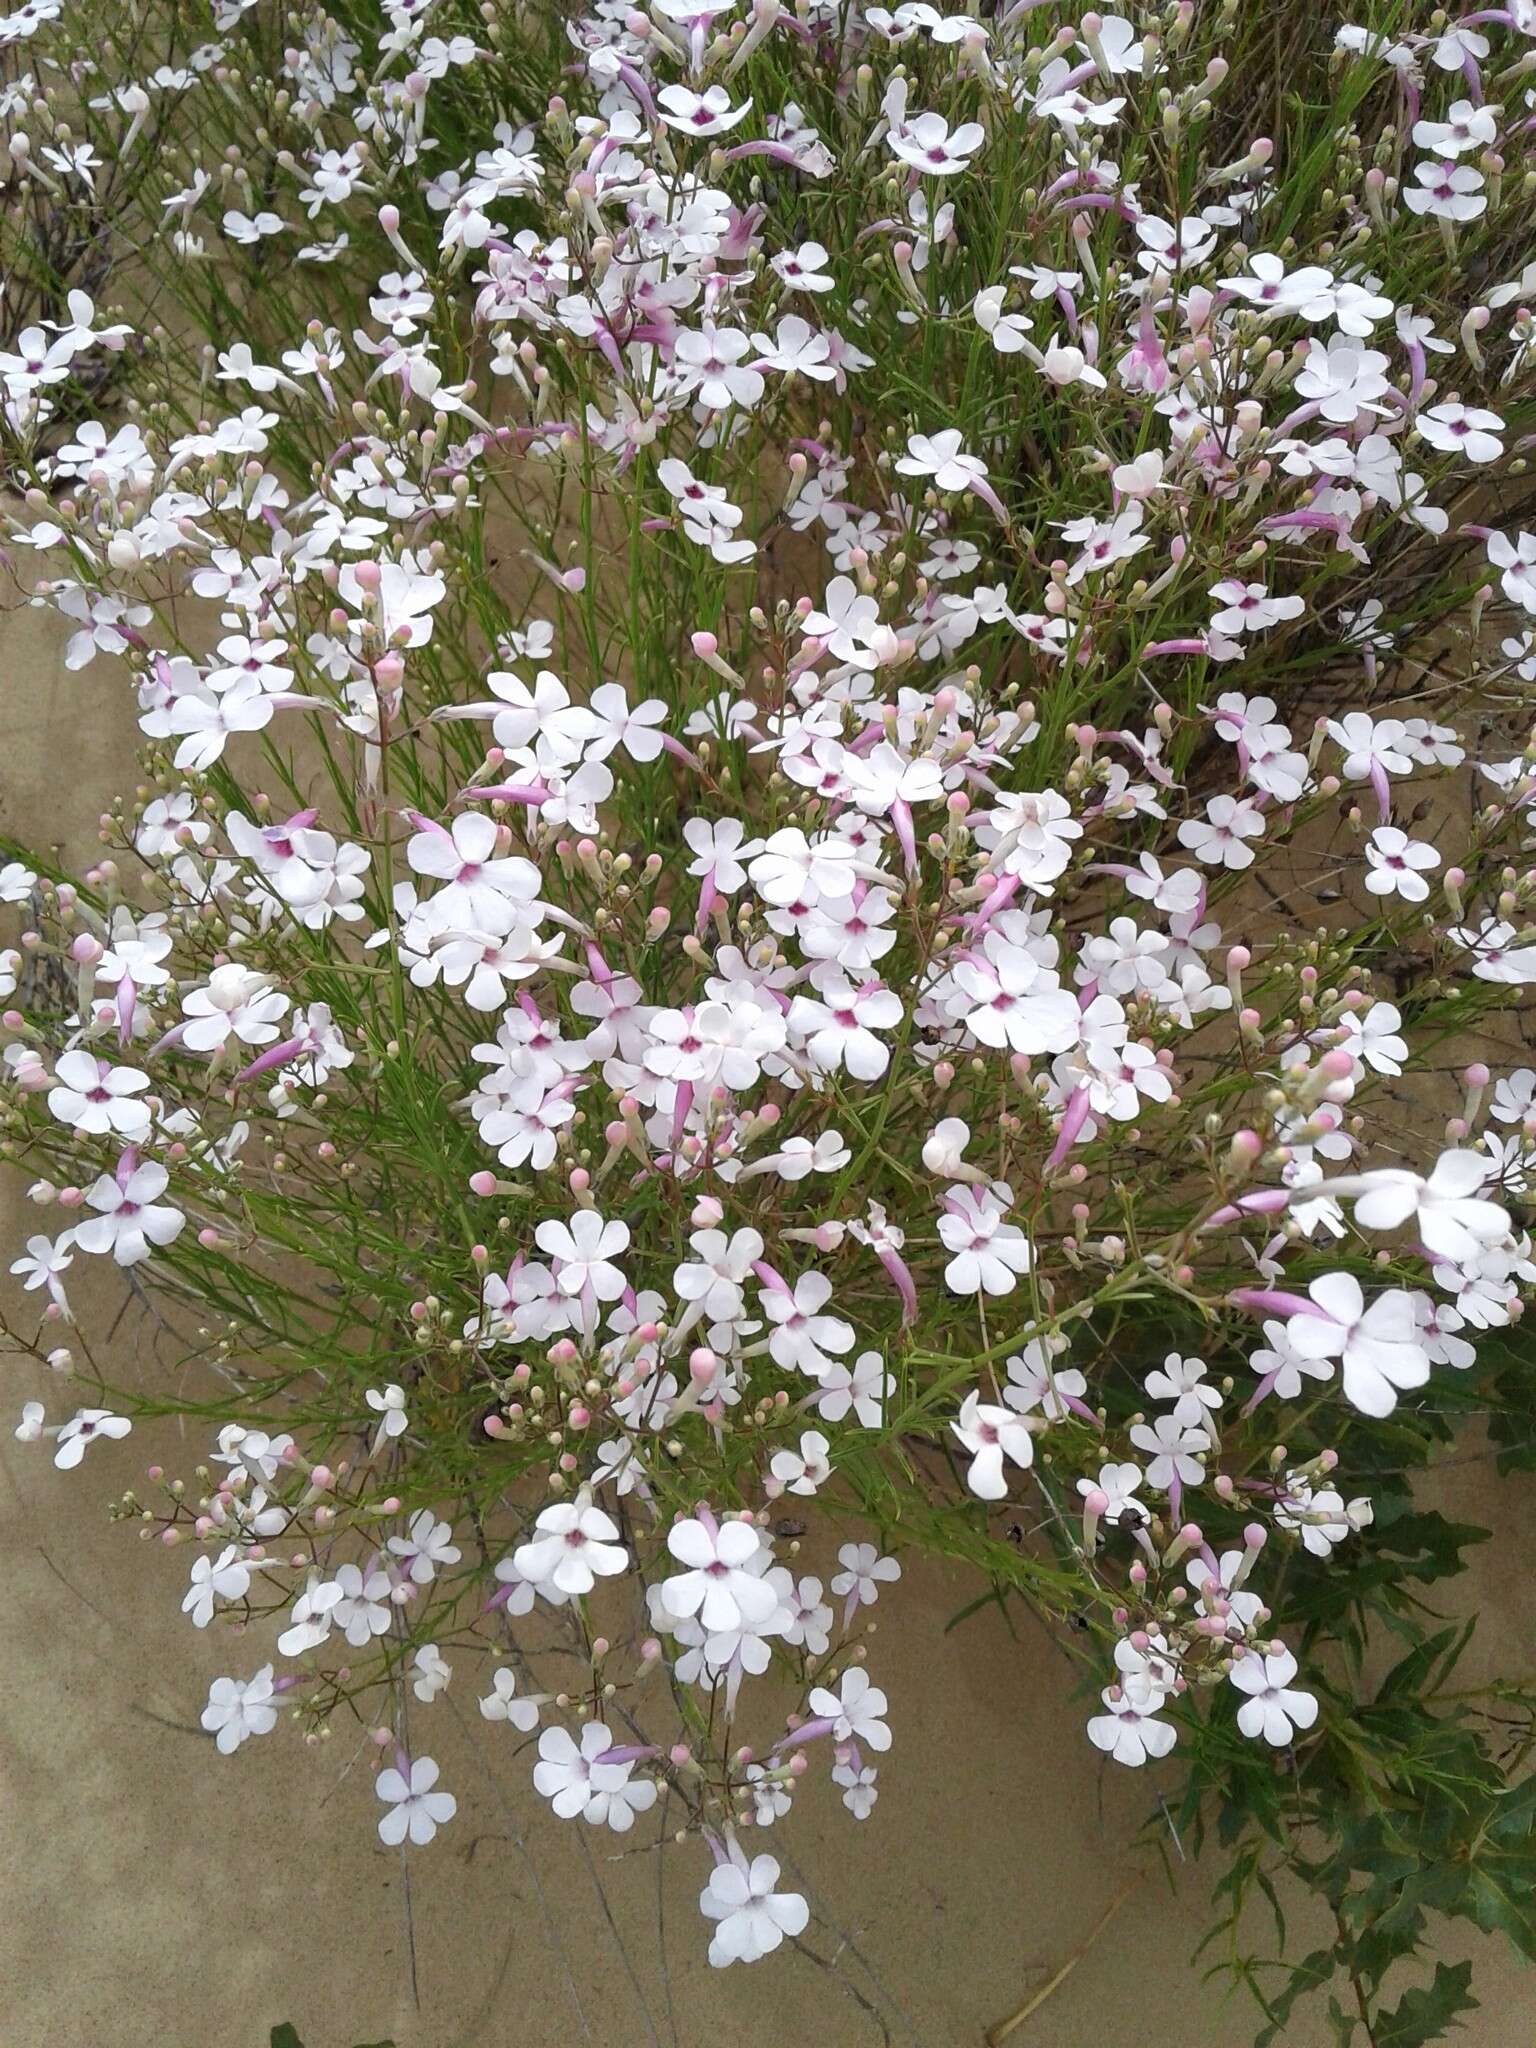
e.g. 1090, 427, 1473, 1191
941, 1580, 1017, 1636
1375, 1961, 1479, 2048
1465, 1860, 1536, 1962
1253, 1946, 1336, 2047
1487, 1773, 1536, 1845
267, 2028, 393, 2048
1377, 1628, 1459, 1703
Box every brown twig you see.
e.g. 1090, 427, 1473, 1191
983, 1870, 1147, 2047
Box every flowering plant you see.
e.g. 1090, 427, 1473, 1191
5, 0, 1536, 2035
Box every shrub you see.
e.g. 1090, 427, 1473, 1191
4, 0, 1536, 2035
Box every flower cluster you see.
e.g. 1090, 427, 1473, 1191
3, 0, 1536, 2006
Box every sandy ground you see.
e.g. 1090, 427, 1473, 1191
3, 596, 1536, 2047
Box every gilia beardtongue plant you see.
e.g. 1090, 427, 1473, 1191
4, 0, 1536, 2034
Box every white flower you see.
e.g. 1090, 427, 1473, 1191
762, 1273, 854, 1379
54, 1407, 131, 1468
182, 1545, 252, 1628
1144, 1353, 1221, 1424
973, 285, 1031, 354
952, 944, 1080, 1056
1402, 158, 1486, 222
532, 1721, 629, 1819
830, 1542, 901, 1608
789, 979, 902, 1080
1343, 1149, 1508, 1263
1294, 339, 1392, 422
0, 859, 37, 903
9, 1234, 75, 1314
773, 241, 835, 294
1285, 1274, 1431, 1417
411, 1644, 451, 1703
748, 828, 855, 906
977, 788, 1081, 888
480, 1668, 540, 1732
674, 324, 764, 411
951, 1392, 1035, 1499
1077, 1461, 1149, 1527
834, 1763, 880, 1819
659, 1513, 778, 1634
1011, 1343, 1097, 1425
1276, 1478, 1363, 1557
1229, 1648, 1319, 1745
699, 1846, 809, 1967
769, 1430, 832, 1496
1412, 100, 1498, 157
657, 84, 752, 137
1341, 1000, 1409, 1076
1128, 1413, 1207, 1490
366, 1382, 408, 1441
816, 1350, 893, 1427
938, 1188, 1033, 1296
808, 1667, 892, 1752
684, 816, 757, 895
47, 1051, 151, 1139
1248, 1319, 1333, 1400
513, 1490, 629, 1598
534, 1210, 630, 1301
1208, 581, 1305, 637
1450, 919, 1536, 986
1417, 401, 1503, 465
781, 1576, 834, 1655
1178, 795, 1265, 871
746, 1762, 794, 1825
376, 1756, 456, 1846
888, 112, 985, 178
1363, 827, 1439, 902
386, 1509, 461, 1585
332, 1561, 392, 1645
72, 1162, 184, 1267
1086, 1688, 1176, 1766
1487, 530, 1536, 612
276, 1573, 345, 1657
1328, 712, 1412, 783
674, 1226, 764, 1323
895, 428, 987, 493
201, 1666, 278, 1754
181, 964, 289, 1052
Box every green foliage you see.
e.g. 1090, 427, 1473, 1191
1197, 1569, 1536, 2044
4, 5, 1535, 2045
269, 2025, 395, 2048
